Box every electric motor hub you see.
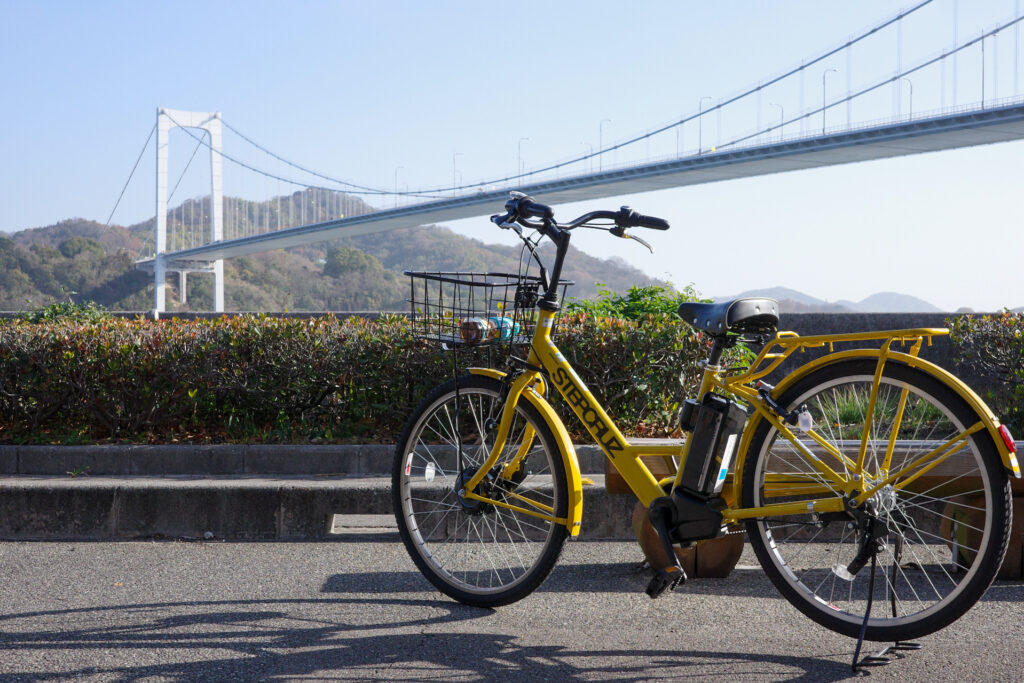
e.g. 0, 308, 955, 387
455, 469, 495, 515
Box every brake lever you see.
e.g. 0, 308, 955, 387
609, 225, 653, 253
490, 213, 522, 235
627, 232, 653, 253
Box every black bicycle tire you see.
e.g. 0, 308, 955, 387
392, 374, 571, 607
741, 358, 1012, 641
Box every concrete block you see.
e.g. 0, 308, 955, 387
358, 445, 393, 475
16, 447, 73, 475
114, 481, 279, 539
0, 481, 116, 539
130, 445, 244, 475
244, 445, 359, 475
0, 447, 16, 475
15, 445, 134, 475
577, 486, 637, 539
575, 445, 605, 475
279, 479, 392, 539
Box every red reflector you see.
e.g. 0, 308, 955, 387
999, 425, 1016, 453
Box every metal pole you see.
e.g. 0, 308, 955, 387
953, 0, 959, 106
846, 36, 853, 125
394, 166, 403, 208
901, 77, 913, 119
518, 137, 529, 176
698, 96, 711, 154
822, 68, 838, 134
599, 120, 610, 171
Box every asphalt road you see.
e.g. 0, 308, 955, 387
0, 535, 1021, 682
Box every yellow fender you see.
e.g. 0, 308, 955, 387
733, 349, 1021, 507
468, 367, 584, 536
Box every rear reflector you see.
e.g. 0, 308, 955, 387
999, 424, 1016, 453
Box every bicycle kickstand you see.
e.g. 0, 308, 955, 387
644, 501, 687, 599
851, 536, 922, 672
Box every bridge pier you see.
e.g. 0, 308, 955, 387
153, 108, 225, 314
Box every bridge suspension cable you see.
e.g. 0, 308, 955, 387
718, 10, 1024, 151
162, 110, 447, 200
158, 0, 942, 202
104, 122, 156, 228
373, 0, 940, 195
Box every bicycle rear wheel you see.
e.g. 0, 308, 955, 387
742, 358, 1012, 642
392, 374, 570, 607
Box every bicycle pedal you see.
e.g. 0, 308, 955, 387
645, 565, 686, 599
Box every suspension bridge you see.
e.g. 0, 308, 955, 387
123, 1, 1024, 313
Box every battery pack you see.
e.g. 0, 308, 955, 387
679, 393, 746, 498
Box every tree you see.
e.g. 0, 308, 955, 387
323, 247, 381, 278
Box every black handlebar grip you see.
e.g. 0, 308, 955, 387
618, 206, 669, 230
633, 213, 670, 230
519, 199, 553, 220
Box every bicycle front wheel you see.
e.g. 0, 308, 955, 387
392, 374, 570, 607
742, 358, 1012, 642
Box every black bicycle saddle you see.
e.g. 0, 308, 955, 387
677, 298, 779, 335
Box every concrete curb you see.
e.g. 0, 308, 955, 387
2, 442, 1020, 544
0, 475, 636, 541
0, 444, 608, 476
0, 444, 623, 541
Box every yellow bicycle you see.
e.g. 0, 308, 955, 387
392, 193, 1020, 644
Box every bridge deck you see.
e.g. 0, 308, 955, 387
139, 101, 1024, 272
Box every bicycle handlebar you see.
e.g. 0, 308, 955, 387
490, 193, 670, 233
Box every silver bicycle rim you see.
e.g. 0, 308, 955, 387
398, 385, 561, 596
751, 373, 994, 630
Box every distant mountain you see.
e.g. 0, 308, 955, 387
720, 286, 941, 313
851, 292, 941, 313
0, 190, 666, 312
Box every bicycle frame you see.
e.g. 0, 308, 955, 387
460, 308, 1021, 536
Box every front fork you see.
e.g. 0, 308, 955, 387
464, 367, 541, 494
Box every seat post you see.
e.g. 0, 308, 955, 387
708, 336, 729, 366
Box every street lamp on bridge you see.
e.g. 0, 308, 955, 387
901, 77, 914, 120
598, 119, 611, 171
822, 68, 839, 134
698, 96, 712, 154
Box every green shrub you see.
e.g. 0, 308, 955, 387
0, 311, 717, 444
22, 298, 110, 324
566, 282, 708, 319
949, 311, 1024, 433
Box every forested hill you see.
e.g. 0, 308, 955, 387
0, 192, 669, 312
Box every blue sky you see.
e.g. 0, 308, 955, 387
1, 0, 1022, 310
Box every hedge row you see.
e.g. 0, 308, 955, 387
0, 313, 714, 444
4, 311, 1018, 445
950, 311, 1024, 433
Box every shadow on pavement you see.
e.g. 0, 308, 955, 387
0, 595, 854, 682
323, 561, 803, 599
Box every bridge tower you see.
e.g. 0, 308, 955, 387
154, 108, 224, 315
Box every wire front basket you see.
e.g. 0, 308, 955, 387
406, 271, 568, 349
